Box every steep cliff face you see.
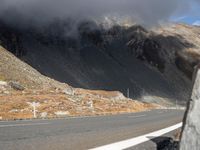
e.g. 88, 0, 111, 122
0, 20, 199, 105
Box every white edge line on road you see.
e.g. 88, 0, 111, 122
90, 122, 182, 150
0, 122, 50, 128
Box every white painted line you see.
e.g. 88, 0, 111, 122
127, 115, 146, 118
0, 122, 50, 128
90, 122, 182, 150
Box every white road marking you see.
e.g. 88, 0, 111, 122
0, 122, 50, 128
127, 115, 146, 118
90, 122, 182, 150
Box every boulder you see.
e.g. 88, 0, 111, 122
9, 81, 25, 91
180, 64, 200, 150
54, 111, 70, 117
40, 112, 48, 118
62, 87, 74, 95
0, 81, 7, 86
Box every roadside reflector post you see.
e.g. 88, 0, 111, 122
127, 88, 130, 98
88, 100, 94, 112
28, 102, 40, 119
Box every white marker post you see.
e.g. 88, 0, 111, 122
28, 102, 40, 119
33, 102, 37, 118
127, 88, 130, 98
89, 100, 94, 112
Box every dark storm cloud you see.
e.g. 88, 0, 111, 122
0, 0, 199, 27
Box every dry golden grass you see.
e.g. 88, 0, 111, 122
0, 89, 158, 120
0, 75, 6, 81
75, 88, 124, 98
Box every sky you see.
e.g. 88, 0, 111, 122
0, 0, 200, 27
171, 0, 200, 25
178, 16, 200, 25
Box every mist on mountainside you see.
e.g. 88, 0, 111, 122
1, 2, 200, 150
0, 0, 198, 28
1, 18, 200, 105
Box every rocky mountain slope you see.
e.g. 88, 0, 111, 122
0, 46, 67, 90
0, 46, 157, 120
0, 20, 199, 105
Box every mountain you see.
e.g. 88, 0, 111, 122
0, 20, 199, 105
0, 45, 68, 90
1, 45, 158, 120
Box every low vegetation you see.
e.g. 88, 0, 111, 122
0, 89, 158, 120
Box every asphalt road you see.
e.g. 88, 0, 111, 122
0, 109, 184, 150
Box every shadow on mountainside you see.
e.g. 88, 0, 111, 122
0, 20, 195, 104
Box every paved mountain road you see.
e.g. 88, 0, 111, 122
0, 109, 184, 150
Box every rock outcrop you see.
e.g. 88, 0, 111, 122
180, 64, 200, 150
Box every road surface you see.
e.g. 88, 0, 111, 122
0, 109, 184, 150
